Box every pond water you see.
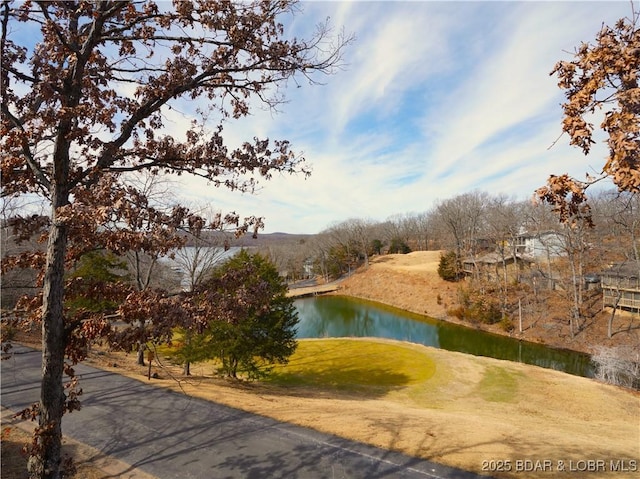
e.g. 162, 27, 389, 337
294, 296, 594, 378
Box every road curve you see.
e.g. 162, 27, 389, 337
2, 346, 491, 479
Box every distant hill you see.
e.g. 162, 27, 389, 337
231, 232, 312, 248
179, 230, 312, 248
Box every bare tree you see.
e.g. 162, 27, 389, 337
321, 221, 359, 275
608, 192, 640, 261
122, 171, 179, 292
592, 345, 640, 389
482, 195, 528, 318
260, 238, 311, 282
1, 197, 47, 308
485, 195, 527, 284
382, 213, 415, 250
434, 191, 490, 261
308, 232, 335, 282
347, 217, 377, 267
173, 207, 233, 292
1, 2, 351, 477
413, 210, 439, 251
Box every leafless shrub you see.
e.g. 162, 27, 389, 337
592, 346, 640, 389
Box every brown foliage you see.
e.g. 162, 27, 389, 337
1, 2, 350, 477
538, 8, 640, 221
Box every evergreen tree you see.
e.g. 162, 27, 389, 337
179, 250, 298, 379
438, 251, 461, 282
388, 238, 411, 254
66, 251, 129, 313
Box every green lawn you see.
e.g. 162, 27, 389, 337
266, 339, 437, 396
159, 336, 527, 406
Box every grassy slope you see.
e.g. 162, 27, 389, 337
98, 338, 640, 479
339, 251, 640, 356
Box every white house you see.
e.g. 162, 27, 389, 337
513, 231, 565, 260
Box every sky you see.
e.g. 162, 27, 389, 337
132, 2, 640, 234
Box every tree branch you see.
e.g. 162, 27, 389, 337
0, 106, 51, 191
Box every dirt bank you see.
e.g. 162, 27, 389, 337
336, 251, 640, 356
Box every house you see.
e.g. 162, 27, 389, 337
303, 258, 314, 279
600, 261, 640, 313
513, 231, 565, 260
462, 252, 533, 283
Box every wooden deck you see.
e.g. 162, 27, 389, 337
286, 283, 340, 298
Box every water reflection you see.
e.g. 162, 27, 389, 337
295, 296, 594, 378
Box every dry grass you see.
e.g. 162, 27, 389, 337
340, 252, 455, 319
1, 424, 37, 479
83, 338, 639, 479
1, 424, 109, 479
4, 250, 639, 479
340, 251, 640, 355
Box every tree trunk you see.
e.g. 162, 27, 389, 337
229, 357, 238, 378
137, 344, 145, 366
137, 320, 146, 366
608, 308, 616, 339
29, 218, 68, 479
30, 107, 72, 477
608, 290, 622, 338
518, 299, 523, 333
568, 248, 583, 337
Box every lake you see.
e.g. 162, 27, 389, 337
294, 295, 594, 378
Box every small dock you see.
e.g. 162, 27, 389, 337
286, 283, 340, 298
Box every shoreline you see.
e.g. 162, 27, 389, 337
329, 290, 594, 359
316, 252, 640, 360
332, 288, 619, 359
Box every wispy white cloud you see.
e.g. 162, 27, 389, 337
176, 1, 632, 234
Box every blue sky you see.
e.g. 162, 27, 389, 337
174, 1, 630, 234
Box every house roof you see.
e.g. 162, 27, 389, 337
463, 252, 533, 265
517, 230, 564, 240
601, 261, 640, 279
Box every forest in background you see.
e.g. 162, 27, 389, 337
5, 186, 639, 337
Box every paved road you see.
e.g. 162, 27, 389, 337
2, 346, 490, 479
